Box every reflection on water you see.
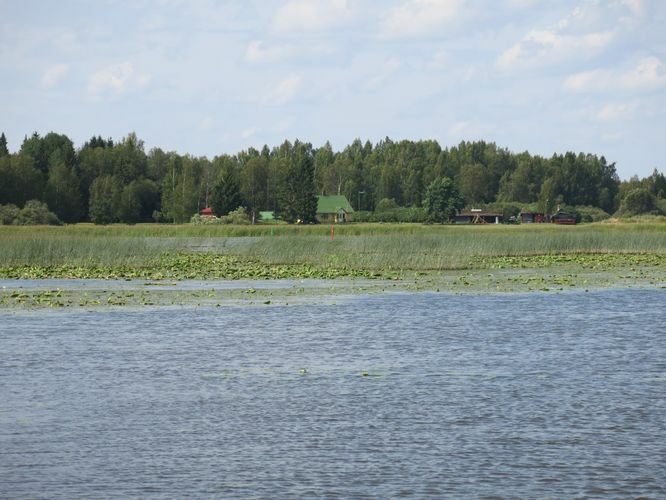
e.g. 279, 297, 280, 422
1, 289, 665, 498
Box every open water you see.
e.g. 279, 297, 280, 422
1, 288, 665, 498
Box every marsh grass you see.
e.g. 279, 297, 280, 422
0, 223, 664, 273
243, 225, 666, 270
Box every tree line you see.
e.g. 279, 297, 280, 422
0, 130, 664, 225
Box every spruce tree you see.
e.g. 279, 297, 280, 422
211, 168, 242, 216
281, 141, 317, 223
0, 132, 8, 157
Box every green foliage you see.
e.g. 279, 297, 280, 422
152, 210, 166, 223
1, 129, 663, 227
190, 206, 251, 225
375, 198, 399, 212
190, 213, 218, 225
241, 155, 269, 219
457, 163, 494, 204
9, 200, 62, 225
619, 188, 659, 216
113, 132, 147, 183
424, 177, 463, 223
211, 166, 242, 216
161, 155, 202, 223
221, 206, 251, 224
43, 163, 82, 223
0, 132, 8, 157
354, 207, 427, 223
0, 204, 20, 224
89, 175, 121, 224
0, 154, 45, 206
115, 179, 160, 224
118, 183, 142, 224
575, 205, 611, 223
280, 141, 318, 223
19, 132, 77, 179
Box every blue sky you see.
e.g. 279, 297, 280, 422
1, 0, 665, 179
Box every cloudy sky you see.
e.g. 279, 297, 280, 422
1, 0, 665, 178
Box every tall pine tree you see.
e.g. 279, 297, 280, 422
280, 141, 317, 223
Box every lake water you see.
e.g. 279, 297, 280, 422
1, 288, 665, 498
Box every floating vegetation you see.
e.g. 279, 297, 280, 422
0, 252, 376, 280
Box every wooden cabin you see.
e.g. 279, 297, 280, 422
520, 212, 547, 223
316, 195, 354, 223
552, 209, 577, 225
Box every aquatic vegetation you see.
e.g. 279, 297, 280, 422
0, 252, 377, 280
0, 223, 663, 309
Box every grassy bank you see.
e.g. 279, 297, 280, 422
0, 222, 664, 280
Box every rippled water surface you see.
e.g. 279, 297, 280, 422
1, 288, 665, 498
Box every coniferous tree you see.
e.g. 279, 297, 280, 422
211, 167, 242, 216
0, 132, 8, 157
280, 141, 317, 223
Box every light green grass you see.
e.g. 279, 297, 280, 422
0, 222, 664, 275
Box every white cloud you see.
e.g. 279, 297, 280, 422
620, 0, 645, 17
563, 68, 609, 92
272, 0, 353, 33
42, 64, 69, 89
265, 74, 302, 104
619, 56, 666, 89
565, 56, 666, 92
597, 102, 636, 121
496, 29, 613, 70
382, 0, 463, 38
245, 40, 293, 63
88, 62, 151, 95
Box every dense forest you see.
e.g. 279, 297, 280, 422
0, 131, 665, 225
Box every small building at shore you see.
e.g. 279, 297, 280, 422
520, 212, 547, 223
316, 195, 354, 223
454, 209, 503, 224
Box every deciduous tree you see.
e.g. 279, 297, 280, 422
424, 177, 463, 223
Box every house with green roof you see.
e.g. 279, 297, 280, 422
316, 195, 354, 223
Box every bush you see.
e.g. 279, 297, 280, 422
354, 206, 428, 223
12, 200, 62, 225
0, 204, 20, 225
375, 198, 399, 212
190, 213, 219, 225
657, 198, 666, 214
575, 205, 611, 223
190, 206, 251, 225
618, 188, 660, 217
221, 206, 251, 224
152, 210, 165, 223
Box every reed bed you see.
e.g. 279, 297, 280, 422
1, 222, 664, 272
242, 228, 666, 271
